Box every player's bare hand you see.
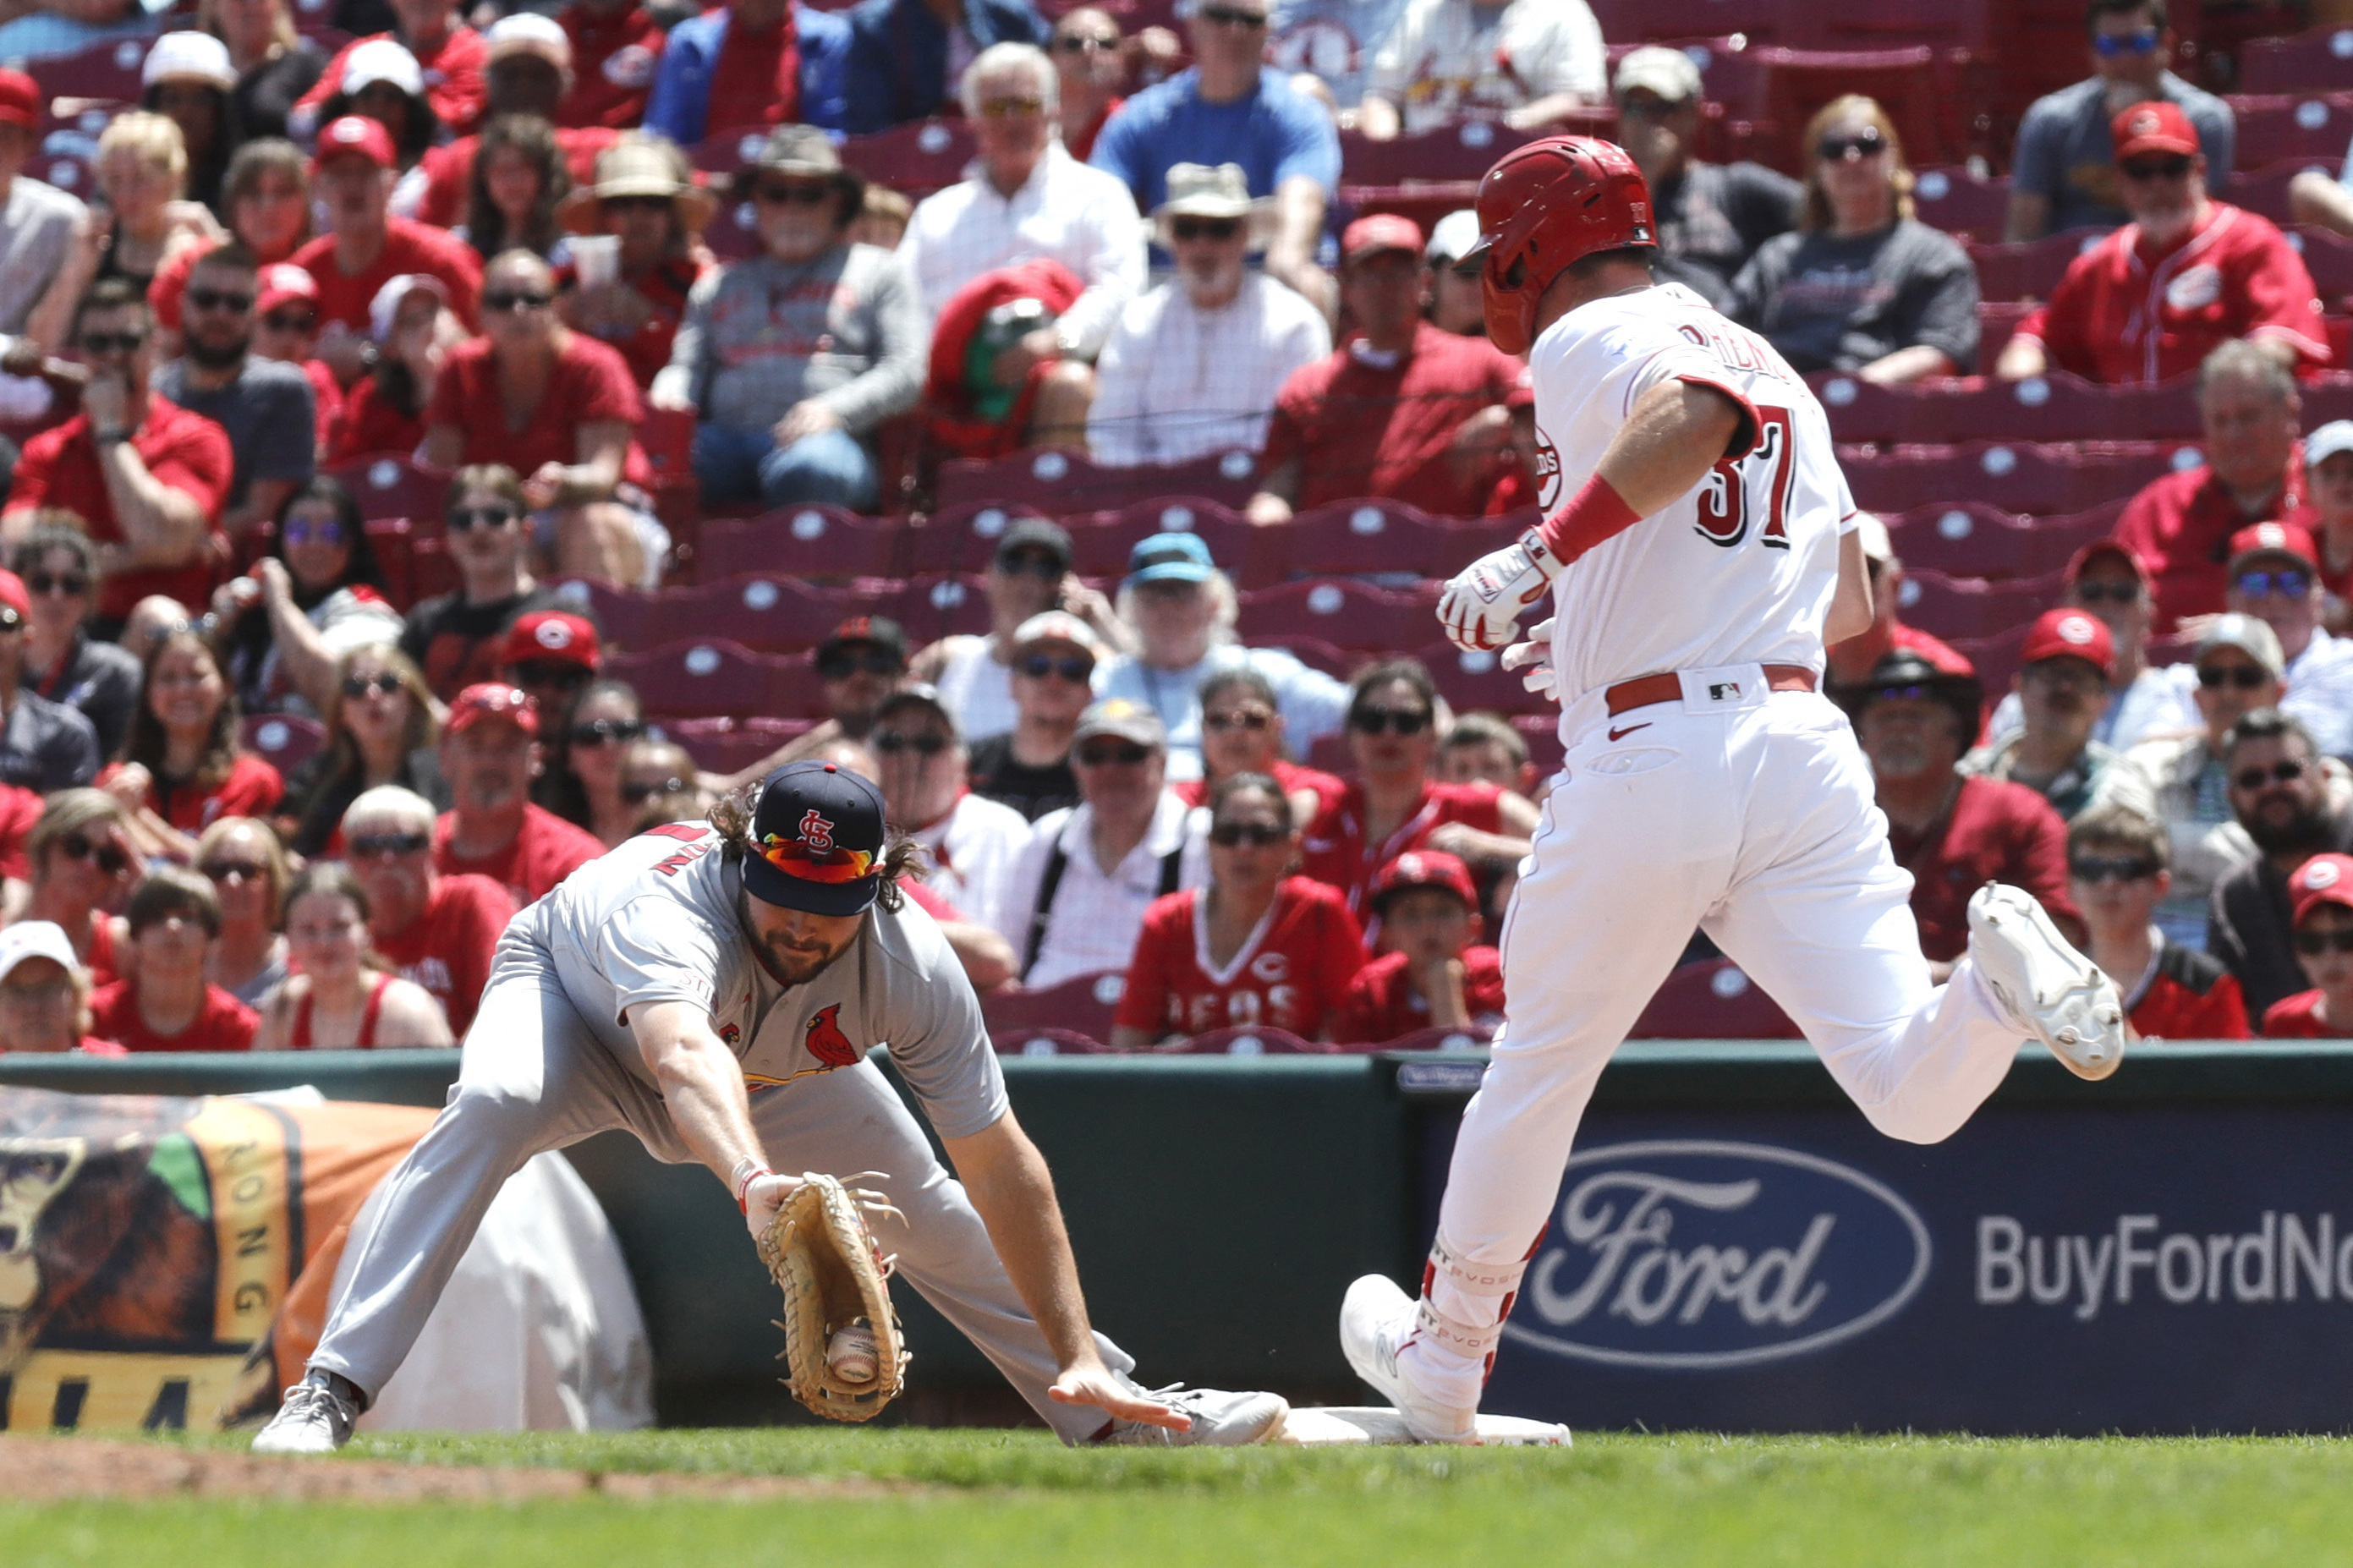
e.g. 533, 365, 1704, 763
1440, 531, 1561, 651
1050, 1361, 1190, 1433
734, 1162, 802, 1238
1501, 616, 1558, 700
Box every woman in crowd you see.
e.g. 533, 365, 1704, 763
1109, 770, 1364, 1049
332, 274, 460, 462
0, 921, 119, 1055
1171, 666, 1343, 830
141, 31, 244, 216
277, 644, 447, 858
254, 863, 452, 1049
103, 628, 286, 863
195, 816, 290, 1006
1727, 95, 1979, 386
212, 478, 403, 716
9, 520, 140, 758
89, 869, 259, 1052
462, 113, 573, 265
151, 140, 315, 354
540, 678, 647, 847
8, 791, 136, 986
203, 0, 326, 142
556, 135, 716, 392
29, 114, 220, 351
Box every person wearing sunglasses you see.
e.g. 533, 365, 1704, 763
11, 789, 137, 986
620, 734, 712, 831
88, 868, 261, 1053
499, 607, 605, 762
194, 814, 293, 1006
728, 615, 913, 787
1108, 769, 1361, 1049
432, 681, 605, 909
0, 562, 97, 796
551, 136, 716, 394
2000, 100, 2323, 388
6, 521, 140, 759
246, 260, 344, 460
340, 781, 514, 1036
2202, 522, 2353, 762
1961, 610, 2156, 827
656, 125, 922, 513
400, 464, 576, 701
214, 476, 403, 721
1980, 540, 2185, 761
154, 244, 320, 549
2005, 0, 2232, 242
967, 611, 1103, 822
2209, 709, 2353, 1028
841, 0, 1049, 135
1170, 664, 1339, 831
279, 644, 449, 858
872, 685, 1030, 926
1087, 161, 1331, 469
0, 918, 121, 1055
1357, 0, 1603, 142
1329, 849, 1504, 1046
1049, 7, 1151, 162
148, 142, 318, 362
2264, 851, 2353, 1036
1725, 95, 1977, 387
546, 677, 650, 847
1300, 659, 1535, 927
916, 518, 1116, 744
2064, 801, 2247, 1041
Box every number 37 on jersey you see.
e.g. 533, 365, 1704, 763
1677, 324, 1797, 552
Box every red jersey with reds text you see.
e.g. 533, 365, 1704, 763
2263, 988, 2353, 1038
1113, 877, 1365, 1039
1298, 780, 1505, 918
2014, 202, 2328, 387
4, 398, 233, 621
433, 803, 606, 908
90, 979, 257, 1053
293, 219, 485, 337
1328, 944, 1506, 1045
372, 872, 514, 1038
2132, 940, 2249, 1040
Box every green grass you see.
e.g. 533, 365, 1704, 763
11, 1429, 2353, 1567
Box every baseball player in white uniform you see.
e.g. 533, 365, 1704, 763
255, 761, 1286, 1452
1339, 138, 2130, 1443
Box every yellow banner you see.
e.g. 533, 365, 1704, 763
184, 1099, 293, 1346
2, 1349, 250, 1433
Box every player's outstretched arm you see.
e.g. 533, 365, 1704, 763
628, 1000, 787, 1227
1591, 379, 1750, 520
943, 1110, 1190, 1434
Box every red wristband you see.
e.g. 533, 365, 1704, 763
732, 1160, 771, 1214
1537, 474, 1643, 567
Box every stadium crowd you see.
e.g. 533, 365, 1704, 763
8, 0, 2353, 1056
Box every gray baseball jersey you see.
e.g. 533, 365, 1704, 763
515, 823, 1009, 1141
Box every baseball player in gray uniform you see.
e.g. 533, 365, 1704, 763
255, 760, 1286, 1452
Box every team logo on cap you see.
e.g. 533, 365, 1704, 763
2058, 615, 2096, 644
756, 812, 870, 885
535, 618, 573, 650
799, 809, 835, 853
2129, 109, 2160, 135
2307, 861, 2340, 891
333, 118, 369, 143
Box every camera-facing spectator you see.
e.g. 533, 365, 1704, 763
643, 0, 853, 145
1610, 48, 1797, 311
556, 0, 665, 132
1089, 162, 1331, 469
0, 562, 101, 792
849, 187, 912, 250
1327, 849, 1501, 1044
871, 684, 1030, 927
914, 518, 1121, 742
447, 112, 575, 265
400, 465, 574, 700
121, 596, 195, 665
431, 682, 603, 908
622, 735, 709, 826
553, 136, 714, 392
1727, 95, 1978, 385
277, 644, 447, 859
1109, 769, 1362, 1046
0, 919, 118, 1054
499, 608, 602, 758
2187, 522, 2353, 758
1983, 540, 2189, 755
728, 616, 911, 785
214, 476, 403, 718
1250, 214, 1522, 523
2208, 708, 2353, 1026
8, 523, 139, 758
39, 113, 222, 329
993, 696, 1206, 989
9, 790, 134, 984
2000, 101, 2323, 386
342, 782, 513, 1036
310, 38, 440, 182
195, 814, 289, 1006
103, 626, 286, 863
151, 141, 316, 354
296, 0, 487, 138
2301, 421, 2353, 623
1435, 710, 1538, 800
843, 0, 1049, 134
2267, 852, 2353, 1036
1049, 7, 1143, 162
329, 271, 459, 464
253, 862, 452, 1049
2006, 0, 2233, 242
1357, 0, 1603, 141
404, 15, 594, 231
1171, 665, 1342, 828
89, 867, 261, 1053
1848, 649, 2080, 975
2067, 801, 2247, 1039
551, 678, 647, 848
156, 242, 319, 546
1962, 610, 2153, 823
250, 262, 343, 457
966, 610, 1100, 822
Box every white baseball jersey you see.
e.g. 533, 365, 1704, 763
1528, 282, 1857, 711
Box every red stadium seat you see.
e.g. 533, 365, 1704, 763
992, 1028, 1112, 1056
1950, 618, 2035, 697
701, 196, 761, 260
1419, 641, 1544, 715
1873, 374, 2201, 447
904, 500, 1058, 576
931, 447, 1259, 514
2224, 159, 2323, 227
28, 147, 94, 202
1840, 441, 2192, 517
1978, 301, 2034, 365
1254, 634, 1358, 681
687, 124, 776, 176
871, 574, 995, 644
1059, 497, 1269, 586
1910, 167, 2010, 242
2230, 93, 2353, 169
2292, 227, 2353, 297
1966, 231, 2105, 303
981, 970, 1126, 1042
1627, 957, 1802, 1039
666, 715, 814, 775
2240, 24, 2353, 93
1725, 47, 1969, 174
1163, 1026, 1335, 1055
241, 713, 324, 776
1234, 578, 1440, 651
838, 118, 979, 196
1897, 566, 2069, 641
1881, 502, 2037, 578
362, 517, 415, 610
409, 532, 458, 603
26, 35, 149, 105
1810, 372, 1907, 445
673, 573, 887, 651
1339, 119, 1544, 186
607, 638, 810, 719
1586, 0, 1787, 46
694, 507, 906, 583
331, 452, 452, 524
1273, 499, 1487, 584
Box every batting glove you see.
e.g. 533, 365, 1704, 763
1438, 529, 1562, 652
1501, 617, 1558, 702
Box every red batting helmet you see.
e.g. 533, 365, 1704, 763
1460, 136, 1656, 355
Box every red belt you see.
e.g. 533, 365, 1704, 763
1604, 665, 1818, 717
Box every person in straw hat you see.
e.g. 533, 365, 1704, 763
555, 134, 715, 390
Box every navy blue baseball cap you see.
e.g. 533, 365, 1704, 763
1125, 531, 1215, 587
742, 760, 888, 916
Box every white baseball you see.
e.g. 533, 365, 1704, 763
827, 1320, 878, 1383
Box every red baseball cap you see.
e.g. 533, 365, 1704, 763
2020, 607, 2115, 679
501, 609, 601, 672
0, 70, 39, 132
2065, 538, 2150, 589
447, 682, 540, 737
255, 262, 320, 317
2290, 853, 2353, 926
1372, 850, 1478, 913
2112, 101, 2198, 163
2228, 520, 2319, 572
0, 568, 29, 622
1342, 213, 1424, 265
312, 113, 398, 174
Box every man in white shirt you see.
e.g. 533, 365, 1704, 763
1358, 0, 1605, 140
1088, 161, 1331, 468
994, 698, 1207, 988
0, 69, 83, 418
2180, 522, 2353, 759
871, 684, 1033, 929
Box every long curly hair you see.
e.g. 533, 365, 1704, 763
709, 782, 919, 914
466, 113, 572, 262
118, 628, 244, 793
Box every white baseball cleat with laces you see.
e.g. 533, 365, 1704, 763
250, 1377, 359, 1455
1338, 1275, 1480, 1445
1966, 882, 2126, 1081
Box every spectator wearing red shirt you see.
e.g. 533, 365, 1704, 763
1170, 665, 1345, 830
329, 272, 458, 463
1109, 770, 1363, 1046
2264, 851, 2353, 1037
1824, 513, 1972, 690
2067, 801, 2247, 1041
1248, 216, 1524, 524
90, 868, 260, 1053
344, 782, 514, 1037
1845, 648, 2082, 971
552, 136, 715, 392
297, 0, 489, 137
0, 279, 235, 626
149, 140, 317, 346
1298, 659, 1538, 923
293, 116, 485, 386
14, 790, 136, 987
409, 16, 622, 232
431, 683, 604, 908
1999, 101, 2328, 387
1328, 850, 1505, 1045
423, 249, 658, 592
100, 627, 285, 863
250, 264, 346, 459
559, 0, 666, 130
2298, 419, 2353, 610
0, 919, 121, 1055
2111, 341, 2308, 633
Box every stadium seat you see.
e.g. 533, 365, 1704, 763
2230, 93, 2353, 169
362, 518, 415, 611
1881, 502, 2037, 579
409, 532, 458, 603
991, 1028, 1112, 1056
1163, 1026, 1334, 1055
694, 506, 905, 583
687, 124, 776, 176
905, 501, 1058, 576
1950, 618, 2035, 697
241, 713, 325, 776
701, 197, 761, 261
1810, 373, 1907, 445
25, 35, 148, 105
2224, 159, 2322, 227
1338, 119, 1544, 186
29, 146, 93, 201
1234, 578, 1440, 651
1897, 566, 2069, 641
980, 970, 1125, 1043
1272, 499, 1486, 584
872, 574, 996, 644
1966, 231, 2105, 303
1840, 441, 2192, 517
1366, 1023, 1497, 1052
1910, 167, 2010, 242
838, 118, 979, 196
607, 638, 812, 719
331, 452, 452, 524
1512, 714, 1565, 777
1978, 301, 2034, 365
1586, 0, 1787, 47
1418, 641, 1544, 715
2239, 23, 2353, 93
931, 447, 1259, 514
666, 715, 814, 776
1726, 46, 1970, 173
661, 573, 881, 651
1626, 957, 1802, 1039
2291, 227, 2353, 298
1253, 634, 1358, 681
1060, 496, 1270, 586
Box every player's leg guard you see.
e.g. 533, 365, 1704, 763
1397, 1228, 1541, 1408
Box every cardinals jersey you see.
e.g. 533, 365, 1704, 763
517, 822, 1008, 1140
1528, 282, 1853, 715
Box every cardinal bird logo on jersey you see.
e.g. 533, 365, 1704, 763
800, 809, 836, 853
804, 1004, 859, 1068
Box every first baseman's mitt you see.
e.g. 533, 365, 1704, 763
756, 1172, 910, 1423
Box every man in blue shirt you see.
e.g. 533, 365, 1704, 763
644, 0, 853, 142
1090, 0, 1339, 318
842, 0, 1049, 134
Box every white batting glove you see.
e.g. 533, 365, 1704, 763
734, 1160, 799, 1239
1501, 616, 1558, 702
1438, 529, 1562, 652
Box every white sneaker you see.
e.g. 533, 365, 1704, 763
1105, 1384, 1291, 1446
1966, 883, 2126, 1081
1338, 1275, 1478, 1445
250, 1379, 358, 1455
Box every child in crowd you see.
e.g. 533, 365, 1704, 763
1328, 851, 1504, 1045
2265, 852, 2353, 1038
88, 869, 261, 1052
2066, 803, 2246, 1041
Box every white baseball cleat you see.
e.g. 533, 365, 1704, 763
1105, 1384, 1291, 1446
250, 1378, 359, 1455
1338, 1275, 1478, 1445
1966, 882, 2126, 1081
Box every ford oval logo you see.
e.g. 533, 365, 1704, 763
1504, 1139, 1931, 1369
